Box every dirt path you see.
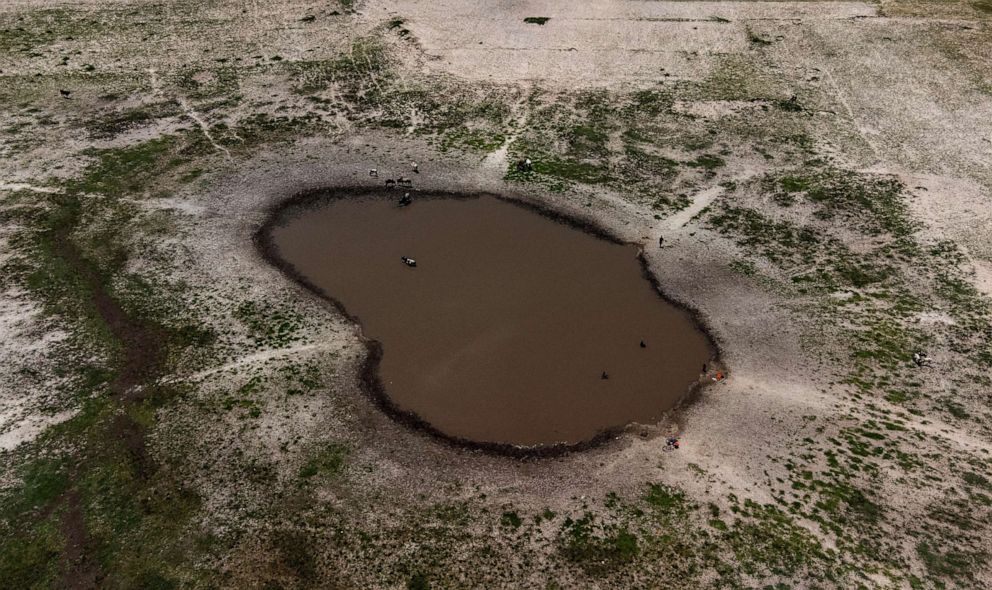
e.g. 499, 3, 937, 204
820, 66, 880, 162
481, 88, 532, 174
178, 341, 340, 383
657, 172, 760, 243
663, 183, 727, 231
148, 68, 233, 161
59, 489, 100, 590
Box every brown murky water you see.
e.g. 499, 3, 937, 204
266, 194, 713, 447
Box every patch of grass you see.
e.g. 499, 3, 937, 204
942, 398, 970, 420
727, 501, 830, 576
917, 542, 987, 583
803, 170, 912, 237
272, 529, 317, 581
290, 38, 388, 99
623, 145, 679, 179
407, 573, 430, 590
709, 518, 728, 531
440, 128, 505, 153
558, 513, 639, 574
0, 515, 61, 588
729, 258, 758, 276
86, 102, 182, 138
686, 154, 725, 171
707, 206, 820, 266
234, 300, 305, 348
774, 96, 803, 112
570, 124, 607, 144
780, 175, 812, 193
746, 27, 772, 46
500, 511, 522, 529
629, 89, 674, 115
172, 66, 239, 100
299, 444, 348, 479
69, 136, 191, 199
0, 8, 108, 54
524, 17, 550, 25
225, 113, 322, 147
963, 472, 990, 489
3, 457, 70, 515
528, 157, 614, 185
643, 483, 688, 514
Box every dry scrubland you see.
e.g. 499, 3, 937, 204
2, 0, 992, 588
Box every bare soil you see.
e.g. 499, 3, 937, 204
1, 1, 991, 588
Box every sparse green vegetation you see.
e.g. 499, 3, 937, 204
2, 2, 991, 587
234, 300, 305, 349
300, 444, 348, 479
558, 513, 640, 573
500, 511, 522, 528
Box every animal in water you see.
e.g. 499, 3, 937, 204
601, 371, 609, 380
640, 340, 647, 348
401, 256, 417, 268
399, 193, 412, 207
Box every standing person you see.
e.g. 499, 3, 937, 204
411, 161, 419, 174
659, 235, 664, 247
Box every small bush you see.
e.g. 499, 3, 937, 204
500, 511, 522, 529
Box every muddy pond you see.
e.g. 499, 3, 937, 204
262, 192, 714, 449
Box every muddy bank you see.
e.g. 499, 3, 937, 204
257, 188, 719, 455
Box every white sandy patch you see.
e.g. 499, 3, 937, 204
142, 196, 209, 216
672, 100, 769, 120
369, 1, 876, 87
0, 183, 60, 194
0, 230, 73, 449
0, 409, 75, 452
973, 260, 992, 300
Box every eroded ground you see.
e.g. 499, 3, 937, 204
1, 0, 992, 588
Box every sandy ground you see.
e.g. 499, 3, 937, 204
366, 1, 877, 86
1, 0, 992, 587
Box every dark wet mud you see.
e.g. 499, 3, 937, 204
265, 193, 714, 447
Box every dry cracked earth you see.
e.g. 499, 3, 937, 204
2, 0, 992, 588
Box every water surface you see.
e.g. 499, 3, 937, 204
266, 194, 713, 447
